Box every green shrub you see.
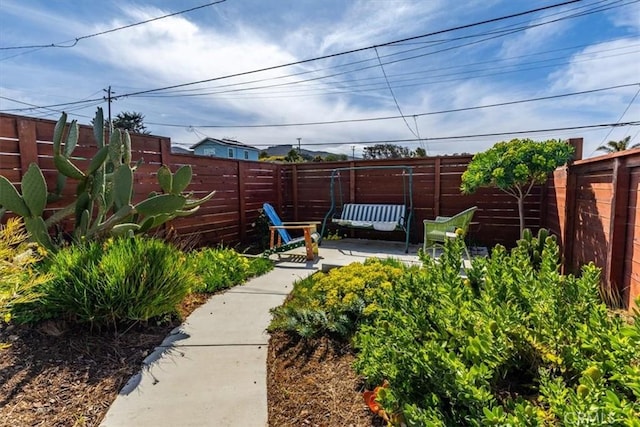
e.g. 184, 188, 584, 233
269, 258, 411, 338
189, 248, 273, 292
15, 236, 195, 326
353, 235, 640, 426
0, 217, 49, 324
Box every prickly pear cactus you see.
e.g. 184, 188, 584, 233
0, 108, 215, 250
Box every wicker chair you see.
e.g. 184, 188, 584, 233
423, 206, 477, 255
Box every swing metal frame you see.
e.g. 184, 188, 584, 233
319, 165, 414, 253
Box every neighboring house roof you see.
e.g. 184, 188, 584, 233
171, 145, 193, 154
190, 137, 258, 151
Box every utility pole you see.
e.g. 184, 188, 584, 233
296, 137, 301, 153
352, 145, 355, 160
103, 86, 114, 138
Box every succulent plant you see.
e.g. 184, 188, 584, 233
0, 108, 214, 250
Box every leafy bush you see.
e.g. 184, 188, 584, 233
269, 258, 410, 338
189, 248, 273, 292
353, 235, 640, 426
15, 236, 195, 326
0, 217, 49, 323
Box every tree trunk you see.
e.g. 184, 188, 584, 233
517, 195, 525, 238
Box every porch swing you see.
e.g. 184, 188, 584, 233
319, 165, 414, 253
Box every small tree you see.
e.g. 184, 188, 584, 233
460, 138, 574, 238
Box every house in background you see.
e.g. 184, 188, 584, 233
190, 137, 259, 161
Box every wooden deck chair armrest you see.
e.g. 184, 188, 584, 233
269, 225, 316, 230
281, 221, 322, 225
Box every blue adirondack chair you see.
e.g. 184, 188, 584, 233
262, 203, 320, 260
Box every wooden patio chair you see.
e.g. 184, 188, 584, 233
262, 203, 320, 260
423, 206, 477, 255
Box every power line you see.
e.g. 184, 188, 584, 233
244, 121, 640, 147
0, 0, 227, 51
0, 0, 606, 112
132, 1, 621, 98
143, 83, 639, 128
127, 1, 637, 100
113, 0, 581, 98
374, 47, 419, 138
596, 84, 640, 146
0, 95, 99, 119
136, 47, 639, 100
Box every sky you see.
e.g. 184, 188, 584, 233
0, 0, 639, 158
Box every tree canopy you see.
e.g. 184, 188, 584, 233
112, 111, 150, 134
362, 143, 423, 159
461, 138, 574, 237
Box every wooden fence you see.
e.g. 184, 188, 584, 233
0, 114, 280, 246
1, 113, 637, 308
545, 148, 640, 309
279, 158, 545, 247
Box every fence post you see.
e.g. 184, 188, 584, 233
607, 157, 630, 306
568, 137, 583, 161
237, 161, 247, 241
292, 164, 298, 221
349, 161, 356, 202
434, 157, 441, 217
562, 166, 577, 274
159, 137, 171, 166
276, 165, 282, 212
17, 118, 38, 177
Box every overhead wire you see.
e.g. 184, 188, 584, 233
240, 121, 640, 147
143, 83, 639, 128
135, 47, 639, 100
0, 0, 620, 112
592, 84, 640, 154
373, 47, 419, 138
126, 0, 636, 99
0, 0, 227, 51
110, 0, 582, 99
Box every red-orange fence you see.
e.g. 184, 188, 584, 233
279, 158, 545, 247
545, 149, 640, 309
0, 114, 280, 246
2, 113, 638, 309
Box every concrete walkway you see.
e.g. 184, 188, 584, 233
101, 239, 475, 426
100, 263, 317, 427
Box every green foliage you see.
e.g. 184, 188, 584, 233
112, 111, 150, 135
596, 136, 639, 154
352, 235, 640, 426
269, 258, 411, 339
13, 236, 195, 327
461, 139, 574, 194
0, 217, 49, 323
461, 138, 574, 236
284, 149, 303, 163
0, 108, 214, 250
189, 248, 273, 292
362, 143, 413, 159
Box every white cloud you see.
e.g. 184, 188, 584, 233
549, 38, 640, 91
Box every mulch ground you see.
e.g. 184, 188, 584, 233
1, 294, 381, 427
0, 292, 210, 427
267, 330, 384, 427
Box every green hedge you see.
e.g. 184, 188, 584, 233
271, 232, 640, 425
